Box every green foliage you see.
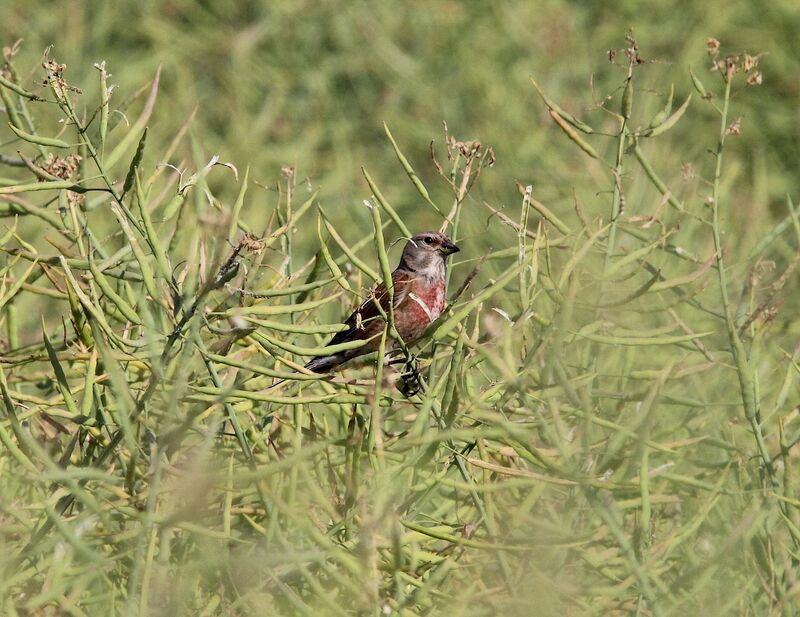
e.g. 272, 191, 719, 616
1, 4, 799, 617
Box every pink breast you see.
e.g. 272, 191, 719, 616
421, 285, 445, 318
395, 282, 445, 343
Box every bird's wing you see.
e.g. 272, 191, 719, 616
327, 270, 414, 347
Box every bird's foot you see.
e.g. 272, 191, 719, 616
397, 358, 423, 397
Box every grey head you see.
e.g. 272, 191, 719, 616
397, 231, 460, 278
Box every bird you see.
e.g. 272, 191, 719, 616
304, 231, 460, 374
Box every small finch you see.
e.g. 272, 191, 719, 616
305, 231, 460, 373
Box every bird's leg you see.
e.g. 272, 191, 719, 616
397, 356, 423, 397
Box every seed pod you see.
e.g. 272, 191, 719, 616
122, 127, 147, 197
621, 76, 633, 120
7, 122, 71, 148
689, 67, 709, 99
531, 78, 594, 134
548, 109, 600, 159
0, 73, 43, 101
646, 94, 692, 137
647, 84, 674, 129
97, 62, 110, 156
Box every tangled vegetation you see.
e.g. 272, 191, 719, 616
0, 16, 799, 617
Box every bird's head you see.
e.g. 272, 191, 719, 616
399, 231, 460, 275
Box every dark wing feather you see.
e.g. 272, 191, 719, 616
326, 270, 413, 347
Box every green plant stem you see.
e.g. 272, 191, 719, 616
709, 77, 774, 484
605, 118, 627, 266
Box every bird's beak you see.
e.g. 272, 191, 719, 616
441, 240, 460, 255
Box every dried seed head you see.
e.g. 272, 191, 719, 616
756, 259, 776, 277
724, 55, 738, 82
43, 59, 65, 76
742, 53, 758, 72
444, 133, 494, 168
726, 117, 742, 136
43, 59, 67, 97
608, 48, 617, 64
746, 71, 763, 86
761, 305, 779, 328
240, 233, 264, 255
2, 39, 21, 63
42, 58, 82, 98
621, 31, 645, 65
42, 153, 82, 180
706, 38, 720, 56
67, 190, 85, 209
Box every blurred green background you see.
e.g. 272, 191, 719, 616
3, 0, 798, 243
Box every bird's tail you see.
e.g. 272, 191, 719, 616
304, 353, 347, 374
266, 354, 345, 391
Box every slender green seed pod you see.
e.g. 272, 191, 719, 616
0, 86, 23, 130
383, 122, 443, 216
122, 127, 147, 197
6, 303, 19, 350
548, 109, 599, 159
98, 62, 109, 157
7, 122, 71, 148
646, 94, 692, 137
647, 84, 674, 129
621, 76, 633, 120
530, 78, 594, 133
689, 67, 709, 98
0, 73, 43, 100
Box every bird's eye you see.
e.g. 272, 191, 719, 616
423, 237, 433, 244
